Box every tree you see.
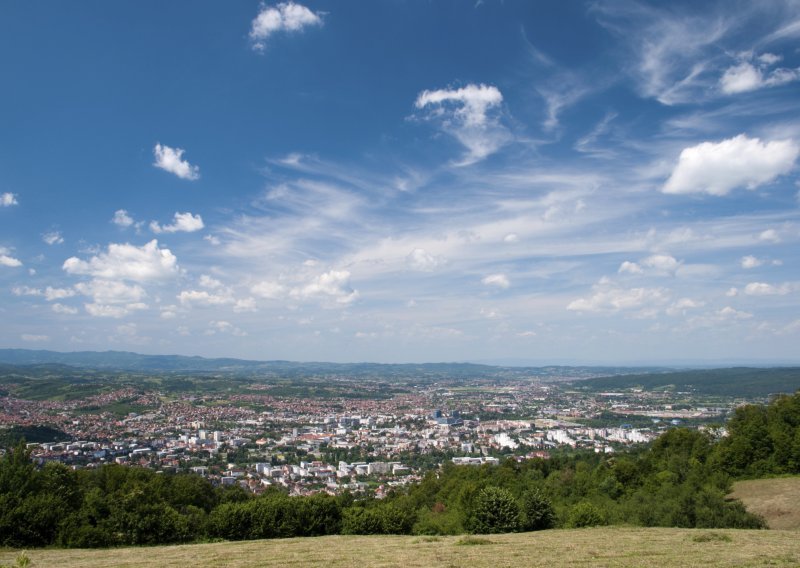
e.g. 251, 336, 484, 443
520, 489, 555, 531
469, 486, 520, 534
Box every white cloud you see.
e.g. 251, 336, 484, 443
112, 209, 135, 228
718, 306, 753, 320
415, 83, 510, 164
291, 270, 359, 305
619, 254, 680, 275
153, 143, 200, 180
42, 231, 64, 245
199, 274, 223, 289
150, 212, 205, 234
567, 280, 669, 313
481, 273, 510, 289
251, 281, 287, 300
178, 289, 234, 307
618, 261, 644, 275
52, 303, 78, 315
44, 286, 75, 301
0, 248, 22, 267
12, 286, 41, 297
21, 334, 48, 342
406, 248, 443, 271
207, 320, 247, 337
759, 229, 781, 243
744, 282, 791, 296
63, 240, 179, 282
503, 233, 519, 243
666, 297, 705, 316
720, 53, 800, 95
85, 304, 130, 318
75, 279, 147, 305
663, 135, 799, 196
643, 254, 680, 273
249, 2, 323, 51
1, 192, 18, 207
726, 287, 739, 297
233, 297, 258, 313
740, 255, 762, 269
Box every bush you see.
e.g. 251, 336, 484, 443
566, 501, 605, 528
520, 489, 555, 531
469, 487, 520, 534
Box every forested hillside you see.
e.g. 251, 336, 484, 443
576, 367, 800, 397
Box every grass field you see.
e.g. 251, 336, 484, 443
730, 476, 800, 530
2, 527, 799, 568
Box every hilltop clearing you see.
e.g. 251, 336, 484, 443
730, 477, 800, 530
1, 528, 798, 568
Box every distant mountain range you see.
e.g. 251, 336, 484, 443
0, 348, 660, 378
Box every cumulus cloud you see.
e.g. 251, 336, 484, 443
206, 320, 247, 337
619, 254, 680, 276
84, 303, 146, 318
199, 274, 223, 289
720, 52, 800, 95
52, 303, 78, 315
112, 209, 135, 228
740, 255, 762, 269
1, 192, 18, 207
75, 279, 147, 306
292, 270, 359, 305
618, 261, 644, 275
718, 306, 753, 320
249, 2, 323, 51
663, 135, 799, 196
666, 297, 705, 316
567, 279, 669, 313
251, 281, 287, 300
44, 287, 75, 301
63, 240, 179, 282
150, 212, 205, 234
42, 231, 64, 245
744, 282, 791, 296
233, 297, 258, 313
759, 229, 781, 243
406, 248, 443, 271
153, 143, 200, 180
0, 246, 22, 267
415, 83, 510, 164
481, 273, 510, 289
178, 289, 234, 307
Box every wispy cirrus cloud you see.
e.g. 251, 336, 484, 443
414, 83, 511, 165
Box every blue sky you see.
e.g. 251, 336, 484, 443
1, 1, 800, 364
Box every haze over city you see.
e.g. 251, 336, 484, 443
1, 1, 800, 363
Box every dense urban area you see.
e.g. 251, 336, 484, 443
0, 357, 765, 497
1, 353, 799, 549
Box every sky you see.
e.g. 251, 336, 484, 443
1, 1, 800, 365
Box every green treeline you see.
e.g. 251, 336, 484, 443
1, 391, 798, 548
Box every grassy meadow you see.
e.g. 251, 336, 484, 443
730, 477, 800, 530
2, 527, 799, 568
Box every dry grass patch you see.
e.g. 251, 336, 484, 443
730, 477, 800, 530
2, 528, 800, 568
